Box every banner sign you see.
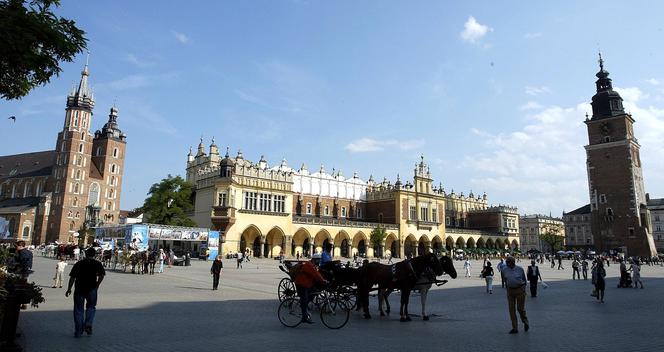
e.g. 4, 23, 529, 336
126, 224, 149, 251
208, 231, 220, 260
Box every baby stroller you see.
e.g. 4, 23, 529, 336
618, 274, 633, 288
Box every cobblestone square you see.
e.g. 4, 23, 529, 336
17, 255, 664, 352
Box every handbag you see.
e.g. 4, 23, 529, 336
541, 281, 549, 289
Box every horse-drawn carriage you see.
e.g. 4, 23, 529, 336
276, 253, 457, 327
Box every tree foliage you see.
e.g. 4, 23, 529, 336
142, 175, 197, 227
370, 226, 387, 256
539, 224, 564, 252
0, 0, 87, 100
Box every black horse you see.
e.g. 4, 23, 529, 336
357, 253, 453, 322
378, 255, 457, 320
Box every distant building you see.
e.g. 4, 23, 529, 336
186, 146, 520, 258
562, 205, 594, 249
519, 214, 565, 253
119, 209, 143, 225
647, 195, 664, 252
583, 55, 656, 256
0, 63, 126, 244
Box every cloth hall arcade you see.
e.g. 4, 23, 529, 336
187, 142, 520, 259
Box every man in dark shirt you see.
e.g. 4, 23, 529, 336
210, 255, 223, 290
66, 247, 105, 338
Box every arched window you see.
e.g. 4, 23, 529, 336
11, 184, 16, 198
113, 148, 119, 158
22, 226, 30, 239
79, 143, 83, 152
76, 155, 82, 166
110, 176, 116, 186
110, 164, 117, 173
73, 197, 78, 207
74, 183, 79, 194
88, 183, 100, 206
68, 210, 73, 218
75, 169, 81, 180
69, 222, 75, 230
73, 116, 79, 127
96, 147, 102, 156
35, 181, 42, 196
107, 201, 113, 211
24, 182, 31, 197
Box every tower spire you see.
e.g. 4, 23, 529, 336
598, 50, 604, 71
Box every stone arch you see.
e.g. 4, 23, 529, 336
404, 234, 417, 257
445, 236, 455, 251
431, 235, 443, 255
456, 236, 465, 249
384, 233, 399, 258
292, 228, 311, 258
314, 229, 333, 255
352, 231, 368, 257
486, 238, 495, 249
511, 239, 519, 249
239, 225, 262, 255
265, 226, 285, 258
476, 237, 486, 248
466, 237, 476, 248
334, 231, 351, 258
418, 234, 431, 256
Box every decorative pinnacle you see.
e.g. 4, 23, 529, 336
598, 51, 604, 70
225, 146, 230, 158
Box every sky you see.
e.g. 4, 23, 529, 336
1, 1, 664, 216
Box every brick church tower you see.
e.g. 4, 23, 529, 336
584, 54, 656, 257
46, 62, 126, 243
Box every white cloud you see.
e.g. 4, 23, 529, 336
124, 53, 155, 68
460, 16, 493, 44
525, 85, 551, 96
463, 87, 664, 214
345, 138, 425, 153
519, 101, 543, 111
173, 31, 190, 44
524, 32, 542, 39
98, 72, 178, 91
646, 78, 660, 86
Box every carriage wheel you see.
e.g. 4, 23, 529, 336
338, 286, 357, 310
278, 297, 303, 328
278, 278, 296, 302
320, 297, 350, 329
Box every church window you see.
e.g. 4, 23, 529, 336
73, 197, 78, 207
74, 183, 80, 194
75, 169, 81, 180
69, 222, 74, 231
88, 183, 99, 206
599, 194, 606, 204
113, 148, 119, 158
73, 116, 79, 127
306, 203, 312, 215
75, 212, 80, 219
79, 143, 83, 152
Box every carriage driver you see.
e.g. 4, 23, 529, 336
294, 260, 328, 324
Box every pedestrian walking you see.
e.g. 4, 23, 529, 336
168, 249, 174, 268
210, 255, 224, 290
592, 260, 606, 303
10, 240, 34, 280
557, 255, 564, 270
52, 257, 67, 288
497, 259, 506, 288
481, 261, 494, 294
629, 259, 644, 289
572, 258, 581, 280
65, 248, 105, 338
581, 259, 589, 280
550, 256, 555, 269
503, 257, 529, 334
236, 251, 243, 269
526, 260, 542, 297
158, 249, 165, 273
464, 259, 472, 277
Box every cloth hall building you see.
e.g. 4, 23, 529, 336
0, 63, 127, 245
186, 143, 520, 258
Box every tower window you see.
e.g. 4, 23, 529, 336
606, 208, 613, 216
599, 194, 606, 204
113, 148, 119, 158
603, 136, 611, 143
324, 205, 329, 216
306, 203, 312, 215
341, 207, 347, 218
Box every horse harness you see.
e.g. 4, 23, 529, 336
390, 259, 417, 283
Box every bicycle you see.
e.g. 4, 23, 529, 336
278, 289, 350, 329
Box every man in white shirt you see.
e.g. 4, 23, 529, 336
53, 258, 68, 288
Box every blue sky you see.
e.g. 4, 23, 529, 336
2, 1, 664, 215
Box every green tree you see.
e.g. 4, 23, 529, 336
0, 0, 87, 100
370, 226, 387, 258
539, 224, 564, 253
142, 175, 197, 227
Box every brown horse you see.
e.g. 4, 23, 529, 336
357, 253, 453, 322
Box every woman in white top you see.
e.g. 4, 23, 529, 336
629, 260, 644, 289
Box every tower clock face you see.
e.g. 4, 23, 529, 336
600, 122, 611, 135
